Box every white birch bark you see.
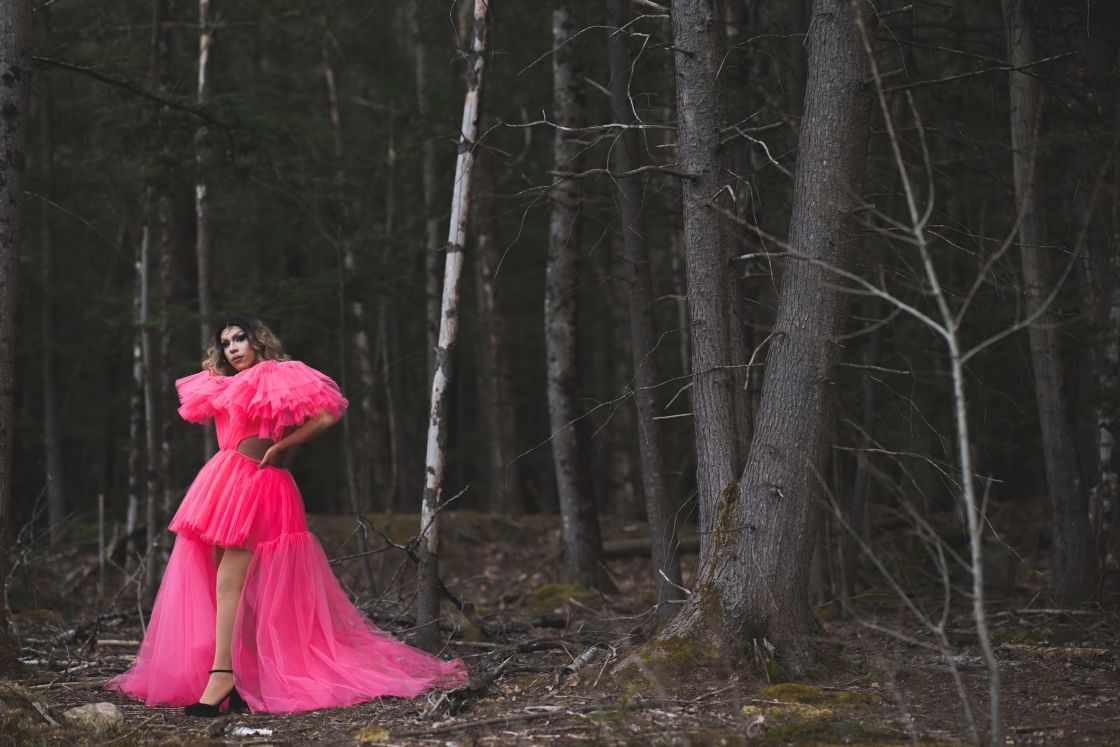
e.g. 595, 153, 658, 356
415, 0, 489, 653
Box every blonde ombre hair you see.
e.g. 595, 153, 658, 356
205, 313, 291, 375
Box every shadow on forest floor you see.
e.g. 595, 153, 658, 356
3, 509, 1120, 746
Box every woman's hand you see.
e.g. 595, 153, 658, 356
257, 443, 288, 470
255, 411, 337, 470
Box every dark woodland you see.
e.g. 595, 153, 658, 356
1, 0, 1120, 745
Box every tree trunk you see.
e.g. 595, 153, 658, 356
140, 214, 161, 595
665, 0, 752, 578
839, 299, 883, 605
660, 0, 874, 672
0, 0, 34, 679
158, 199, 175, 566
474, 114, 522, 514
412, 0, 441, 385
606, 0, 683, 615
126, 250, 143, 571
669, 230, 692, 406
196, 0, 217, 459
416, 0, 489, 652
606, 248, 640, 520
40, 39, 65, 547
545, 3, 608, 590
1001, 0, 1096, 605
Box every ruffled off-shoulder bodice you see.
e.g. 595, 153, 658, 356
176, 359, 348, 446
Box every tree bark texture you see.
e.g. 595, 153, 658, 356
0, 0, 33, 678
606, 0, 683, 614
473, 117, 522, 514
40, 63, 65, 547
416, 0, 489, 652
666, 0, 752, 567
197, 0, 217, 459
546, 3, 608, 590
1002, 0, 1096, 605
661, 0, 874, 671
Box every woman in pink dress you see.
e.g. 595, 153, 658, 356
108, 314, 465, 715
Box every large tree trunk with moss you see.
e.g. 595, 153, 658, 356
606, 0, 682, 615
659, 0, 874, 673
0, 0, 34, 678
661, 0, 752, 596
545, 3, 608, 590
1002, 0, 1096, 605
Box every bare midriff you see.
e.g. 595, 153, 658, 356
236, 436, 277, 463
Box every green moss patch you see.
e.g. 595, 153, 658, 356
518, 583, 595, 608
761, 721, 900, 744
760, 684, 826, 702
639, 635, 715, 668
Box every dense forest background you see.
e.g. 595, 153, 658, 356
7, 0, 1119, 608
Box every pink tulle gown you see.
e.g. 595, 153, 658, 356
107, 359, 466, 713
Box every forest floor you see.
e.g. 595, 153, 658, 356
3, 508, 1120, 746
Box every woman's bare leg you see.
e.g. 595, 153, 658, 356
199, 546, 253, 705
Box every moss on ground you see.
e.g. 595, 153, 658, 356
518, 583, 595, 608
761, 721, 903, 744
760, 684, 826, 702
639, 635, 716, 668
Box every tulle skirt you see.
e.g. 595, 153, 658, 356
107, 450, 466, 713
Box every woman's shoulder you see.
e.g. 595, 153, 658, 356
176, 367, 228, 423
214, 358, 347, 422
241, 358, 337, 385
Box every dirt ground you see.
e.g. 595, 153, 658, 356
3, 510, 1120, 746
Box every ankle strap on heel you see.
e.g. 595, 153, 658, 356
208, 669, 234, 674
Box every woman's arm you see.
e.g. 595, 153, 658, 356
257, 410, 338, 469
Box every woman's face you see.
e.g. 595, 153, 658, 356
220, 326, 258, 372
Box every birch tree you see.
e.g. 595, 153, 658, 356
659, 0, 875, 671
415, 0, 490, 653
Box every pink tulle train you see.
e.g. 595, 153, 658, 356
107, 360, 465, 713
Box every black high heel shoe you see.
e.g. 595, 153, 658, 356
184, 669, 249, 717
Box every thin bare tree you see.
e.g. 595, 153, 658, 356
605, 0, 682, 615
546, 1, 608, 590
196, 0, 217, 458
415, 0, 490, 653
1001, 0, 1095, 605
39, 11, 64, 547
412, 0, 441, 384
0, 0, 34, 677
474, 110, 522, 514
